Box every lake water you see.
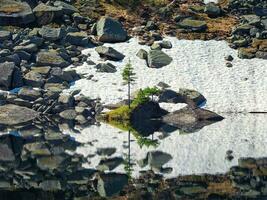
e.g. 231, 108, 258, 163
0, 113, 266, 199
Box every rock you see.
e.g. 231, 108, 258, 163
232, 24, 252, 35
36, 51, 69, 67
242, 15, 261, 26
95, 63, 117, 73
58, 93, 74, 106
96, 16, 127, 43
162, 106, 224, 131
238, 48, 257, 59
37, 156, 65, 170
179, 185, 207, 195
204, 3, 221, 18
39, 26, 64, 41
53, 1, 78, 15
254, 7, 267, 17
147, 50, 172, 68
39, 180, 61, 191
225, 55, 234, 61
226, 62, 233, 68
178, 19, 207, 32
59, 109, 77, 120
24, 71, 44, 87
179, 88, 207, 107
65, 32, 90, 47
14, 43, 38, 53
15, 50, 31, 61
255, 51, 267, 59
97, 157, 124, 171
95, 46, 125, 61
97, 173, 128, 197
151, 42, 162, 50
136, 49, 148, 60
158, 89, 183, 103
33, 3, 62, 25
31, 66, 51, 75
0, 31, 11, 41
18, 87, 41, 101
238, 157, 257, 169
0, 104, 39, 125
0, 0, 35, 26
0, 136, 16, 162
161, 40, 172, 49
148, 151, 172, 169
96, 148, 116, 156
0, 62, 15, 90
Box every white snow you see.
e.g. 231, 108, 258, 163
204, 0, 218, 4
66, 37, 267, 113
64, 114, 267, 178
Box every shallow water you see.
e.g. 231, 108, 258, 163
0, 114, 266, 199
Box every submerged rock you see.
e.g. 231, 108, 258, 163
0, 104, 39, 125
96, 17, 127, 43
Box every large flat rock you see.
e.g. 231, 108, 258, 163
0, 104, 39, 125
0, 0, 35, 26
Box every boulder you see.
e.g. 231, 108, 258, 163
0, 104, 39, 125
14, 43, 38, 53
18, 87, 42, 101
95, 63, 117, 73
39, 180, 61, 191
65, 32, 90, 47
39, 26, 64, 41
33, 3, 62, 25
178, 19, 207, 32
148, 151, 172, 169
96, 16, 127, 43
37, 155, 65, 171
23, 71, 45, 87
147, 50, 172, 68
97, 173, 128, 197
36, 51, 69, 67
0, 62, 23, 90
53, 1, 78, 15
204, 3, 221, 18
59, 109, 77, 120
158, 89, 183, 103
179, 88, 207, 107
238, 48, 257, 59
97, 157, 124, 171
161, 40, 173, 49
95, 46, 125, 61
136, 49, 148, 60
0, 31, 11, 41
0, 0, 35, 26
96, 148, 116, 156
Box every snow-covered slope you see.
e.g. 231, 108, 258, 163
67, 37, 267, 113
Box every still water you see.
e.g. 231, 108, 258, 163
0, 114, 266, 199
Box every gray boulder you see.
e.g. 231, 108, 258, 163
14, 43, 38, 53
0, 0, 35, 26
147, 50, 172, 68
33, 3, 62, 25
148, 151, 172, 169
0, 62, 23, 90
23, 71, 45, 87
96, 17, 127, 43
59, 109, 77, 120
53, 1, 78, 15
95, 63, 117, 73
204, 3, 221, 18
0, 31, 11, 41
179, 88, 207, 107
39, 26, 64, 41
95, 46, 125, 61
18, 87, 42, 101
0, 104, 39, 125
136, 49, 148, 60
65, 32, 90, 47
36, 51, 69, 67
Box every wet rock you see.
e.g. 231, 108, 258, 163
59, 109, 77, 120
65, 32, 91, 47
97, 173, 128, 197
96, 148, 116, 156
95, 46, 125, 61
33, 3, 62, 25
96, 16, 127, 43
39, 26, 64, 41
136, 49, 148, 60
0, 31, 11, 41
95, 63, 117, 73
18, 87, 42, 101
148, 151, 172, 169
147, 50, 172, 68
24, 71, 44, 87
36, 51, 69, 67
0, 0, 35, 26
178, 19, 207, 32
